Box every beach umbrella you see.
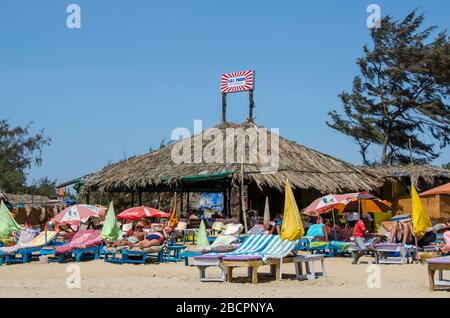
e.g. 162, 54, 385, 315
117, 206, 170, 221
196, 220, 210, 248
0, 201, 21, 239
168, 192, 179, 232
391, 214, 411, 221
51, 204, 106, 225
411, 183, 432, 238
101, 202, 121, 242
263, 197, 271, 227
281, 180, 304, 241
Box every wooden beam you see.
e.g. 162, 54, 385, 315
222, 93, 227, 123
249, 90, 255, 120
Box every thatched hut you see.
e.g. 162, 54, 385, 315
82, 121, 380, 219
0, 193, 65, 226
361, 165, 450, 220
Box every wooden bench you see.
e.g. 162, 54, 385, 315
294, 254, 326, 280
222, 256, 295, 284
427, 257, 450, 291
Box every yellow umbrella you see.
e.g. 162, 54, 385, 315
411, 183, 432, 238
280, 180, 304, 241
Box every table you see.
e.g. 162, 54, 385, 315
294, 254, 326, 280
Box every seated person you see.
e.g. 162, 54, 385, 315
324, 218, 341, 241
112, 222, 147, 247
439, 226, 450, 254
305, 222, 328, 241
350, 213, 382, 264
133, 230, 166, 249
339, 222, 353, 242
389, 220, 413, 244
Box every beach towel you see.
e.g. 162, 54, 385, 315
0, 231, 58, 255
55, 230, 101, 254
222, 236, 298, 263
223, 223, 243, 236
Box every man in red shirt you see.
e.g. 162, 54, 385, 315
350, 213, 381, 264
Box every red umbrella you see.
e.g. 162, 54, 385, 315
117, 206, 170, 221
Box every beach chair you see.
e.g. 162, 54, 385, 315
192, 234, 274, 282
52, 229, 102, 263
182, 234, 239, 266
221, 236, 298, 283
0, 228, 38, 266
426, 256, 450, 291
374, 243, 417, 264
0, 231, 58, 264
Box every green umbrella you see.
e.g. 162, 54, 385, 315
0, 200, 21, 239
101, 202, 121, 242
196, 219, 210, 248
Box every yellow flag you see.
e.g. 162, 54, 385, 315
411, 183, 432, 238
280, 180, 304, 241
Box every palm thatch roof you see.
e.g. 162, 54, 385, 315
82, 121, 381, 194
360, 164, 450, 186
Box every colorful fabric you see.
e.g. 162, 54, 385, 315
309, 241, 329, 248
411, 183, 432, 238
280, 180, 304, 241
101, 202, 121, 242
0, 201, 21, 239
442, 231, 450, 254
0, 231, 57, 255
55, 230, 101, 254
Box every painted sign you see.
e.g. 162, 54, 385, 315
220, 70, 254, 93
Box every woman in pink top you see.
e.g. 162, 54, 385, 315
439, 228, 450, 254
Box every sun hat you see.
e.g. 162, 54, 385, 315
361, 214, 373, 221
347, 212, 360, 221
432, 223, 450, 233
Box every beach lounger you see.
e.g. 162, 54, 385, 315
52, 229, 102, 263
0, 231, 58, 264
374, 243, 417, 264
221, 236, 298, 283
0, 228, 38, 266
426, 256, 450, 291
192, 234, 274, 282
182, 234, 239, 266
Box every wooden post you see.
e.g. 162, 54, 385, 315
138, 190, 142, 206
249, 90, 255, 121
241, 162, 248, 233
180, 191, 184, 214
186, 192, 190, 216
222, 93, 227, 123
223, 187, 228, 217
86, 192, 90, 205
158, 193, 162, 209
131, 192, 135, 207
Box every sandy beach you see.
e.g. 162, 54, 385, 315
1, 255, 449, 298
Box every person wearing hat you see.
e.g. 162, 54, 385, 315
349, 213, 381, 264
112, 221, 147, 247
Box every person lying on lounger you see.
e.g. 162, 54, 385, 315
132, 230, 166, 249
112, 222, 147, 247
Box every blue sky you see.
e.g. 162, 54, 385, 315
1, 0, 449, 185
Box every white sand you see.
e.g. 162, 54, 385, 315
0, 256, 449, 298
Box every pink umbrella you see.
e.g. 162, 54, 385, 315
117, 206, 170, 221
304, 192, 376, 215
52, 204, 106, 225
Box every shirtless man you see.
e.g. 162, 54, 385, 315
133, 230, 166, 249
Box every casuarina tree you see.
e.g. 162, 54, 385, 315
327, 11, 449, 165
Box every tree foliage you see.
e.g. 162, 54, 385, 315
327, 11, 450, 165
0, 119, 51, 192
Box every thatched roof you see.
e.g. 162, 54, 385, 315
0, 193, 65, 208
360, 165, 450, 186
82, 121, 381, 194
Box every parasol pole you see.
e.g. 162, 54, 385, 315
332, 208, 337, 241
409, 138, 419, 262
240, 160, 248, 233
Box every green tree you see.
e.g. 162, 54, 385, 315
443, 162, 450, 170
27, 177, 57, 197
0, 119, 51, 192
327, 11, 450, 165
